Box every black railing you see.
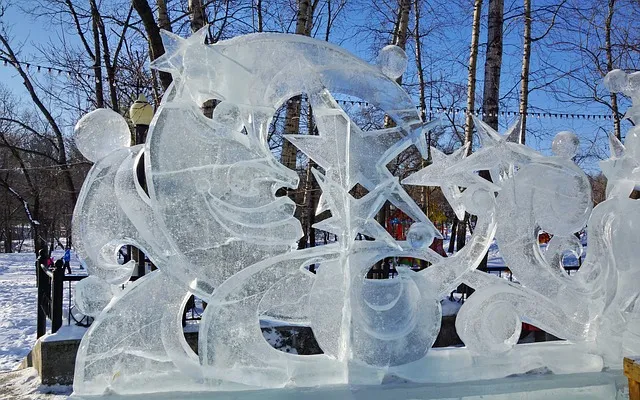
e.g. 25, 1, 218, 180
35, 257, 153, 337
36, 261, 64, 338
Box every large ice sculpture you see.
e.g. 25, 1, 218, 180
71, 28, 640, 395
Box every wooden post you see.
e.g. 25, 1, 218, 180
624, 357, 640, 400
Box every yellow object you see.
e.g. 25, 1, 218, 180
625, 357, 640, 400
129, 94, 154, 126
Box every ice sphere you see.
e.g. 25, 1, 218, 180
604, 69, 628, 93
74, 276, 113, 317
212, 101, 243, 132
552, 131, 579, 158
377, 45, 408, 80
407, 222, 435, 249
462, 186, 495, 216
74, 109, 131, 162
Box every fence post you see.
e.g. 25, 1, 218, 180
51, 265, 64, 334
36, 259, 47, 338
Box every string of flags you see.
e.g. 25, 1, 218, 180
1, 59, 90, 78
296, 98, 621, 121
1, 58, 622, 121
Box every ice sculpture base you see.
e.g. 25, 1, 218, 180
71, 369, 627, 400
71, 341, 609, 396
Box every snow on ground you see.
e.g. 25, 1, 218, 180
0, 368, 71, 400
0, 248, 84, 372
0, 252, 40, 371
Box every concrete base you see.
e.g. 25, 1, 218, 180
19, 337, 80, 385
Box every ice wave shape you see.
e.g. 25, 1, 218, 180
71, 29, 640, 396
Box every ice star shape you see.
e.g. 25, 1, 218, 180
150, 26, 209, 76
600, 134, 640, 199
451, 117, 540, 184
402, 144, 497, 220
311, 169, 400, 248
285, 90, 438, 228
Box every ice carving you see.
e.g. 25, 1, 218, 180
71, 29, 640, 396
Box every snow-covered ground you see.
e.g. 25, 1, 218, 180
0, 249, 84, 372
0, 368, 71, 399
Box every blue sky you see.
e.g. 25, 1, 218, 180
0, 0, 632, 173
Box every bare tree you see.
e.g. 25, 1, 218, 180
463, 0, 483, 157
605, 0, 621, 140
475, 0, 504, 273
517, 0, 531, 144
280, 0, 316, 172
453, 0, 482, 253
133, 0, 173, 91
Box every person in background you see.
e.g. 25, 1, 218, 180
63, 246, 72, 274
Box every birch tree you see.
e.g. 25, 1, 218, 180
454, 0, 482, 253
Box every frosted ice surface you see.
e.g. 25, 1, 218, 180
73, 276, 114, 317
406, 222, 435, 249
70, 29, 640, 396
74, 109, 131, 162
552, 131, 579, 158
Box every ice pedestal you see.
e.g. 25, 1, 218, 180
71, 369, 628, 400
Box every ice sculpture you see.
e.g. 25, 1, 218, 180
70, 28, 640, 396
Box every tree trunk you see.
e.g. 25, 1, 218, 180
189, 0, 207, 33
299, 102, 318, 250
456, 213, 468, 251
464, 0, 483, 157
89, 0, 104, 108
374, 0, 411, 279
605, 0, 620, 140
478, 0, 504, 273
157, 0, 172, 32
256, 0, 263, 32
518, 0, 531, 145
188, 0, 215, 117
3, 225, 12, 253
96, 8, 119, 112
482, 0, 503, 131
456, 0, 483, 252
414, 0, 427, 125
280, 0, 313, 172
414, 0, 431, 243
448, 219, 457, 254
132, 0, 173, 91
395, 0, 411, 52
